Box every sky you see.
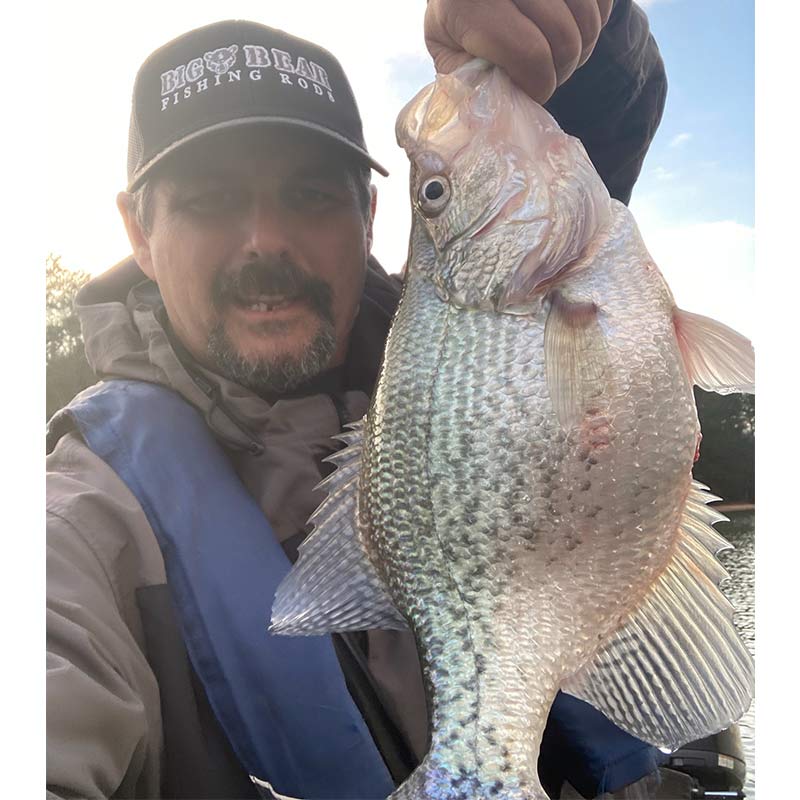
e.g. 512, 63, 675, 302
628, 0, 754, 342
45, 0, 755, 342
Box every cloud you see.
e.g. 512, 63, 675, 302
653, 166, 677, 181
668, 132, 693, 148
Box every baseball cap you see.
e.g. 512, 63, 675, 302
126, 19, 389, 191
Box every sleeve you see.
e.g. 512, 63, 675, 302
544, 0, 668, 204
47, 440, 163, 799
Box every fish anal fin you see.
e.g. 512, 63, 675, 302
673, 308, 755, 395
561, 482, 754, 751
544, 290, 608, 430
271, 418, 408, 636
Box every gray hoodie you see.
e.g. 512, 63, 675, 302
46, 257, 429, 799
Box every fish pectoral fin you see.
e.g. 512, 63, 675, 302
544, 290, 608, 430
270, 418, 408, 636
560, 482, 753, 752
673, 307, 755, 394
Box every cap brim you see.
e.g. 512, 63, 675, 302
127, 116, 389, 192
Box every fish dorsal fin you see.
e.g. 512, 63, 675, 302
674, 308, 755, 394
544, 290, 609, 430
561, 482, 754, 751
271, 419, 408, 635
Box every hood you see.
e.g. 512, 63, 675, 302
74, 255, 400, 452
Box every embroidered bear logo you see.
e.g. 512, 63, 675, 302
204, 45, 239, 75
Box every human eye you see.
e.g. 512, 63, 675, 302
180, 184, 247, 216
286, 179, 352, 212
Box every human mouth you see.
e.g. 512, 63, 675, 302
214, 260, 334, 325
241, 295, 296, 312
231, 292, 305, 315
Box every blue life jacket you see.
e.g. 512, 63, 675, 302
61, 378, 666, 799
540, 693, 668, 797
63, 379, 395, 800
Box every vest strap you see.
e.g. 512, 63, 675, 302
67, 380, 394, 800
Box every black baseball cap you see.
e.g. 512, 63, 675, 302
126, 19, 388, 191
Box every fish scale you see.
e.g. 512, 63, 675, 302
363, 276, 490, 792
345, 198, 740, 797
271, 60, 754, 800
367, 242, 689, 799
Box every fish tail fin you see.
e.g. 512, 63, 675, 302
391, 757, 550, 800
561, 481, 753, 751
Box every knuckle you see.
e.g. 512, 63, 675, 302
525, 57, 558, 102
571, 0, 602, 43
551, 22, 583, 75
544, 69, 558, 98
444, 0, 487, 40
597, 0, 614, 25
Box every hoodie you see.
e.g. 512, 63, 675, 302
47, 257, 430, 799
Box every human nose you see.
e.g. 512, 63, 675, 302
239, 195, 294, 262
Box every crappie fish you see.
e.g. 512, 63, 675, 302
272, 60, 755, 800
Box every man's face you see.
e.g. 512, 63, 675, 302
120, 127, 375, 394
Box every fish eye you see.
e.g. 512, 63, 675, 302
418, 175, 451, 216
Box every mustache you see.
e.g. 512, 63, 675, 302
212, 257, 333, 322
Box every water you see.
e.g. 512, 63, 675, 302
717, 509, 756, 799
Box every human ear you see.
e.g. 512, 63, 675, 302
116, 191, 156, 280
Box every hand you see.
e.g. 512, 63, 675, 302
424, 0, 613, 103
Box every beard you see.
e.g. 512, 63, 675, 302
206, 256, 338, 395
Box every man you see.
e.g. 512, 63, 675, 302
47, 3, 668, 798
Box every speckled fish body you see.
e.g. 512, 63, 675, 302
360, 225, 689, 799
272, 61, 755, 800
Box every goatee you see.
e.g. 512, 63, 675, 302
207, 256, 338, 395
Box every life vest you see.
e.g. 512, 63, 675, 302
55, 378, 667, 799
540, 692, 667, 797
60, 379, 395, 800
